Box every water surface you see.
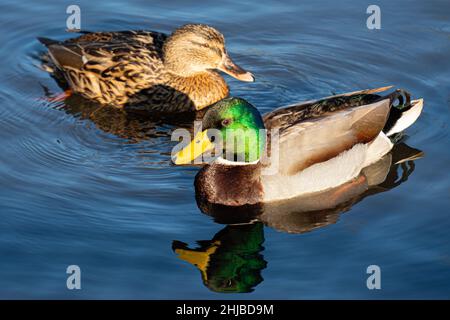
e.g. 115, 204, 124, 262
0, 0, 449, 298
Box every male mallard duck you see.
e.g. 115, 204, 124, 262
38, 24, 254, 112
173, 86, 424, 206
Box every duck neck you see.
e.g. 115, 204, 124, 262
165, 71, 229, 111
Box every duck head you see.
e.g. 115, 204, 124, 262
163, 24, 254, 81
173, 97, 265, 164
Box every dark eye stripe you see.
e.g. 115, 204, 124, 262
190, 41, 223, 55
190, 40, 208, 47
212, 47, 222, 55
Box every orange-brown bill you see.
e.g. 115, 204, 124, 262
218, 53, 254, 82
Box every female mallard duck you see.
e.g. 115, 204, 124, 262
38, 24, 254, 112
173, 86, 424, 206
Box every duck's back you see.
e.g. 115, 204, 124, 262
261, 88, 393, 175
65, 30, 167, 47
41, 30, 169, 105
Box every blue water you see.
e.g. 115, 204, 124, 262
0, 0, 449, 299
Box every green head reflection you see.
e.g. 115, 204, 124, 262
172, 222, 266, 293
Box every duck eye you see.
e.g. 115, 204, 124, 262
221, 119, 232, 127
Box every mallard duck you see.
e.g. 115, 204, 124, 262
173, 86, 424, 206
172, 143, 422, 293
38, 24, 254, 112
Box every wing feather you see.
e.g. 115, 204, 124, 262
264, 98, 391, 175
43, 31, 167, 104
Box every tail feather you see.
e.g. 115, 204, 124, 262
383, 90, 424, 136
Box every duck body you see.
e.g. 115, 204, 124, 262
175, 87, 424, 206
39, 24, 254, 112
196, 142, 423, 232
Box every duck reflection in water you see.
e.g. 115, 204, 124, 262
41, 84, 204, 143
173, 223, 266, 293
173, 141, 422, 292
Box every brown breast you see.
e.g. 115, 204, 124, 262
194, 162, 264, 206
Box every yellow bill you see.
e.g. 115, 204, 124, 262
173, 130, 215, 165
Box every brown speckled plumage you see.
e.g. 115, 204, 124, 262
39, 24, 249, 112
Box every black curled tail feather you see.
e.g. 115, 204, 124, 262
382, 89, 412, 134
385, 89, 411, 110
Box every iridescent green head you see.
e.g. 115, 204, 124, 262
204, 97, 266, 162
174, 97, 266, 164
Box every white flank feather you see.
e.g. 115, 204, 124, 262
262, 133, 393, 202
